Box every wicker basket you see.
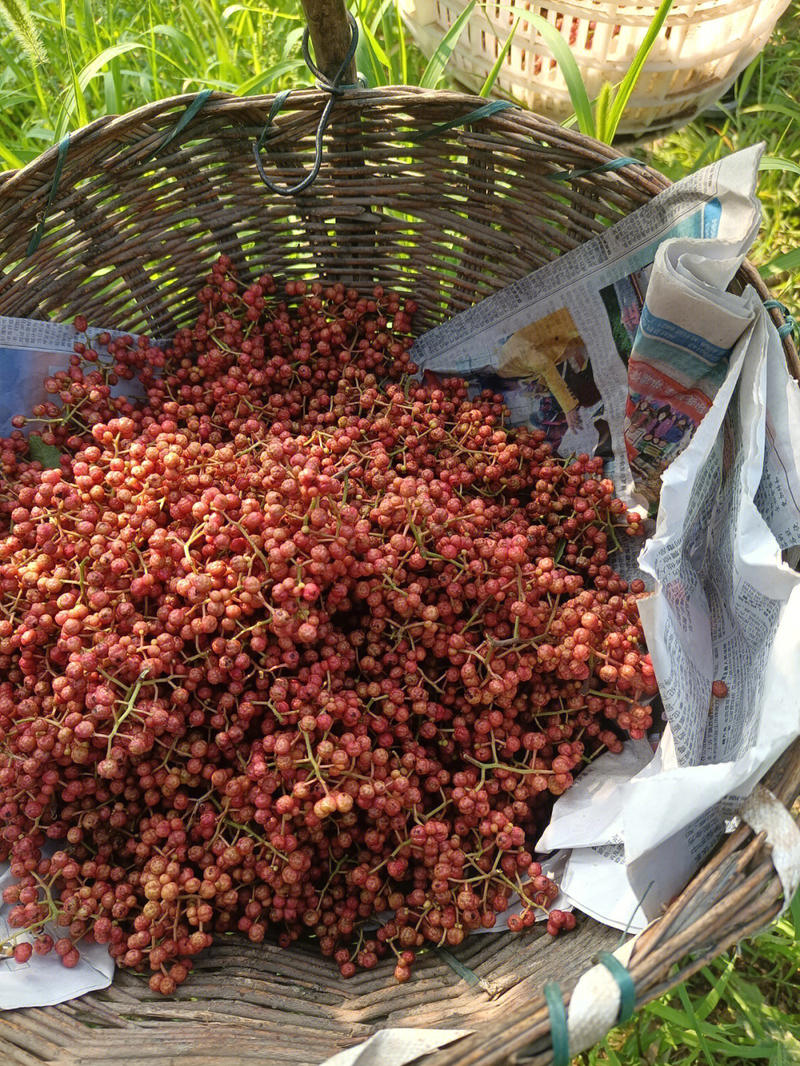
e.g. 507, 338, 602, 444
400, 0, 792, 137
0, 84, 799, 1066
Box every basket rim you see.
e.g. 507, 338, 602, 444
4, 86, 659, 189
405, 0, 789, 27
4, 86, 796, 377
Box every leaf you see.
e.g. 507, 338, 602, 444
525, 13, 594, 137
360, 18, 391, 68
0, 0, 46, 65
0, 140, 25, 169
676, 982, 715, 1066
759, 154, 800, 177
602, 0, 674, 143
736, 53, 762, 105
419, 0, 476, 90
59, 0, 88, 132
235, 58, 305, 95
593, 82, 613, 143
758, 247, 800, 277
365, 0, 394, 35
355, 19, 388, 88
394, 0, 408, 85
479, 17, 519, 97
56, 41, 146, 138
790, 884, 800, 938
380, 6, 402, 86
78, 41, 149, 88
694, 957, 736, 1021
740, 101, 800, 123
28, 434, 63, 469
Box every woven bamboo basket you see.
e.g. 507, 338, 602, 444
400, 0, 792, 137
0, 7, 799, 1061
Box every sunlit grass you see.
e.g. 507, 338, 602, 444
646, 1, 800, 309
0, 0, 306, 167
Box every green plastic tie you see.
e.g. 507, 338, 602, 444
763, 298, 796, 340
544, 981, 570, 1066
436, 946, 481, 986
412, 98, 517, 142
148, 88, 214, 161
551, 155, 644, 182
597, 951, 636, 1023
26, 135, 70, 257
257, 88, 293, 147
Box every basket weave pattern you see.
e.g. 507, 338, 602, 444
400, 0, 791, 135
0, 89, 798, 1066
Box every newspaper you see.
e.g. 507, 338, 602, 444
413, 144, 800, 924
0, 861, 114, 1009
0, 320, 140, 438
414, 146, 763, 512
319, 1029, 469, 1066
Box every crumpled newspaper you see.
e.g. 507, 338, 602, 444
0, 861, 113, 1009
319, 1028, 469, 1066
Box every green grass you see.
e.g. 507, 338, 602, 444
2, 0, 799, 306
646, 2, 800, 308
0, 2, 799, 1063
578, 894, 800, 1066
0, 0, 308, 168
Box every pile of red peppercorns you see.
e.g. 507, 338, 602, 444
0, 258, 656, 991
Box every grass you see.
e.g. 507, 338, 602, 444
646, 1, 800, 308
578, 892, 800, 1066
0, 0, 306, 168
0, 1, 799, 1063
1, 0, 799, 302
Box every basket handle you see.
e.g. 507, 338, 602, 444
299, 0, 358, 85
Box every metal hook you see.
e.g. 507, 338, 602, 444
253, 11, 361, 197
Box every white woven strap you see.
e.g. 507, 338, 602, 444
740, 784, 800, 912
566, 938, 637, 1057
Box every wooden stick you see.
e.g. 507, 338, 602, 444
299, 0, 357, 84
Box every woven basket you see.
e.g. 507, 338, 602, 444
400, 0, 792, 137
0, 87, 799, 1066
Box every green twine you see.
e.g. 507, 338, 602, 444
544, 981, 570, 1066
544, 955, 636, 1063
411, 99, 517, 142
436, 946, 482, 987
763, 298, 797, 340
26, 135, 70, 257
597, 951, 636, 1023
551, 155, 644, 182
147, 88, 214, 161
255, 88, 293, 154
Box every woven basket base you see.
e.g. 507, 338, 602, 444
2, 921, 622, 1065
